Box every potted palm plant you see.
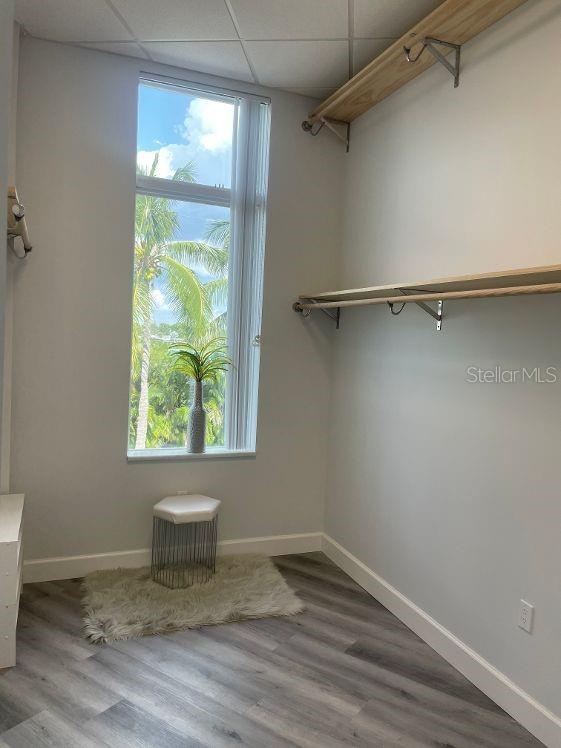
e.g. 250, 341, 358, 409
170, 338, 231, 453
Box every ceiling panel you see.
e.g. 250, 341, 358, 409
352, 38, 395, 74
354, 0, 444, 39
77, 42, 150, 60
246, 41, 349, 87
15, 0, 451, 96
15, 0, 132, 42
229, 0, 348, 40
143, 41, 254, 82
111, 0, 238, 41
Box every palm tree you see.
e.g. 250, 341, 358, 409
132, 156, 228, 449
204, 218, 230, 250
201, 219, 230, 341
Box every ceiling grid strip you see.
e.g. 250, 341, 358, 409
223, 0, 260, 84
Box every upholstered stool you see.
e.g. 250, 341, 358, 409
151, 494, 220, 589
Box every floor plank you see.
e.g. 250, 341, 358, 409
0, 709, 106, 748
0, 552, 542, 747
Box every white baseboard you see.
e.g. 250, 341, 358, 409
22, 532, 323, 584
218, 532, 323, 557
23, 548, 152, 584
322, 534, 561, 748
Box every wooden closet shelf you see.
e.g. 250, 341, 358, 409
293, 264, 561, 329
297, 265, 561, 307
306, 0, 529, 126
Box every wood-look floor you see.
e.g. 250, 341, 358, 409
0, 552, 542, 747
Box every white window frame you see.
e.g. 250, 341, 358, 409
128, 74, 270, 460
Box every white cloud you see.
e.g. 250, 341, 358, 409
137, 144, 194, 180
181, 98, 234, 153
137, 147, 174, 179
136, 96, 234, 184
151, 288, 169, 310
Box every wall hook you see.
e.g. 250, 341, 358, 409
301, 119, 324, 137
7, 186, 32, 257
293, 301, 341, 328
403, 36, 461, 88
302, 117, 351, 152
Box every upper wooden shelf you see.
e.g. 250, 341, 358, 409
308, 0, 529, 125
296, 264, 561, 311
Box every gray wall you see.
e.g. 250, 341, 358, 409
12, 38, 342, 559
326, 0, 561, 719
2, 22, 19, 493
0, 0, 15, 492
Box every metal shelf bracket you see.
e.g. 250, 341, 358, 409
295, 291, 443, 331
399, 290, 443, 331
293, 301, 341, 329
404, 36, 461, 88
302, 117, 351, 153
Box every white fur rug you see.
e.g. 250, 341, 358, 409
82, 554, 303, 644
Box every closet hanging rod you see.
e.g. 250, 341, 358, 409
295, 282, 561, 312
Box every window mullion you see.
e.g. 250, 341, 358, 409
225, 100, 269, 452
136, 175, 230, 207
224, 99, 247, 451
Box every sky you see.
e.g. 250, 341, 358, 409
137, 83, 234, 188
137, 83, 233, 325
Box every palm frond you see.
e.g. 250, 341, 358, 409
204, 278, 228, 310
206, 311, 228, 339
136, 152, 159, 179
173, 161, 197, 183
170, 337, 231, 382
165, 241, 228, 276
204, 219, 230, 250
135, 193, 179, 250
161, 256, 212, 338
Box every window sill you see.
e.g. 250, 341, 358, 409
127, 448, 256, 463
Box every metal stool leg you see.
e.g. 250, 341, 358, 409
151, 515, 218, 589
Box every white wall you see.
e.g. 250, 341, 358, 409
0, 0, 15, 492
8, 22, 18, 184
1, 21, 20, 493
12, 38, 342, 560
326, 0, 561, 728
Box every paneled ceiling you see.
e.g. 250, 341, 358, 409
15, 0, 444, 99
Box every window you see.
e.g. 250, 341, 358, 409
128, 76, 270, 457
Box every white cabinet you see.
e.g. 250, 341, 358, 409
0, 494, 24, 669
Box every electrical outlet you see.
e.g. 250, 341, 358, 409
518, 600, 534, 633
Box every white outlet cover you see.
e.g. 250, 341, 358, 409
518, 599, 534, 633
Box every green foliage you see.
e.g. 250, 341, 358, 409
170, 338, 232, 382
204, 218, 230, 250
128, 157, 232, 450
129, 335, 189, 447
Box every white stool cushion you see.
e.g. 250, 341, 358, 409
153, 495, 221, 524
